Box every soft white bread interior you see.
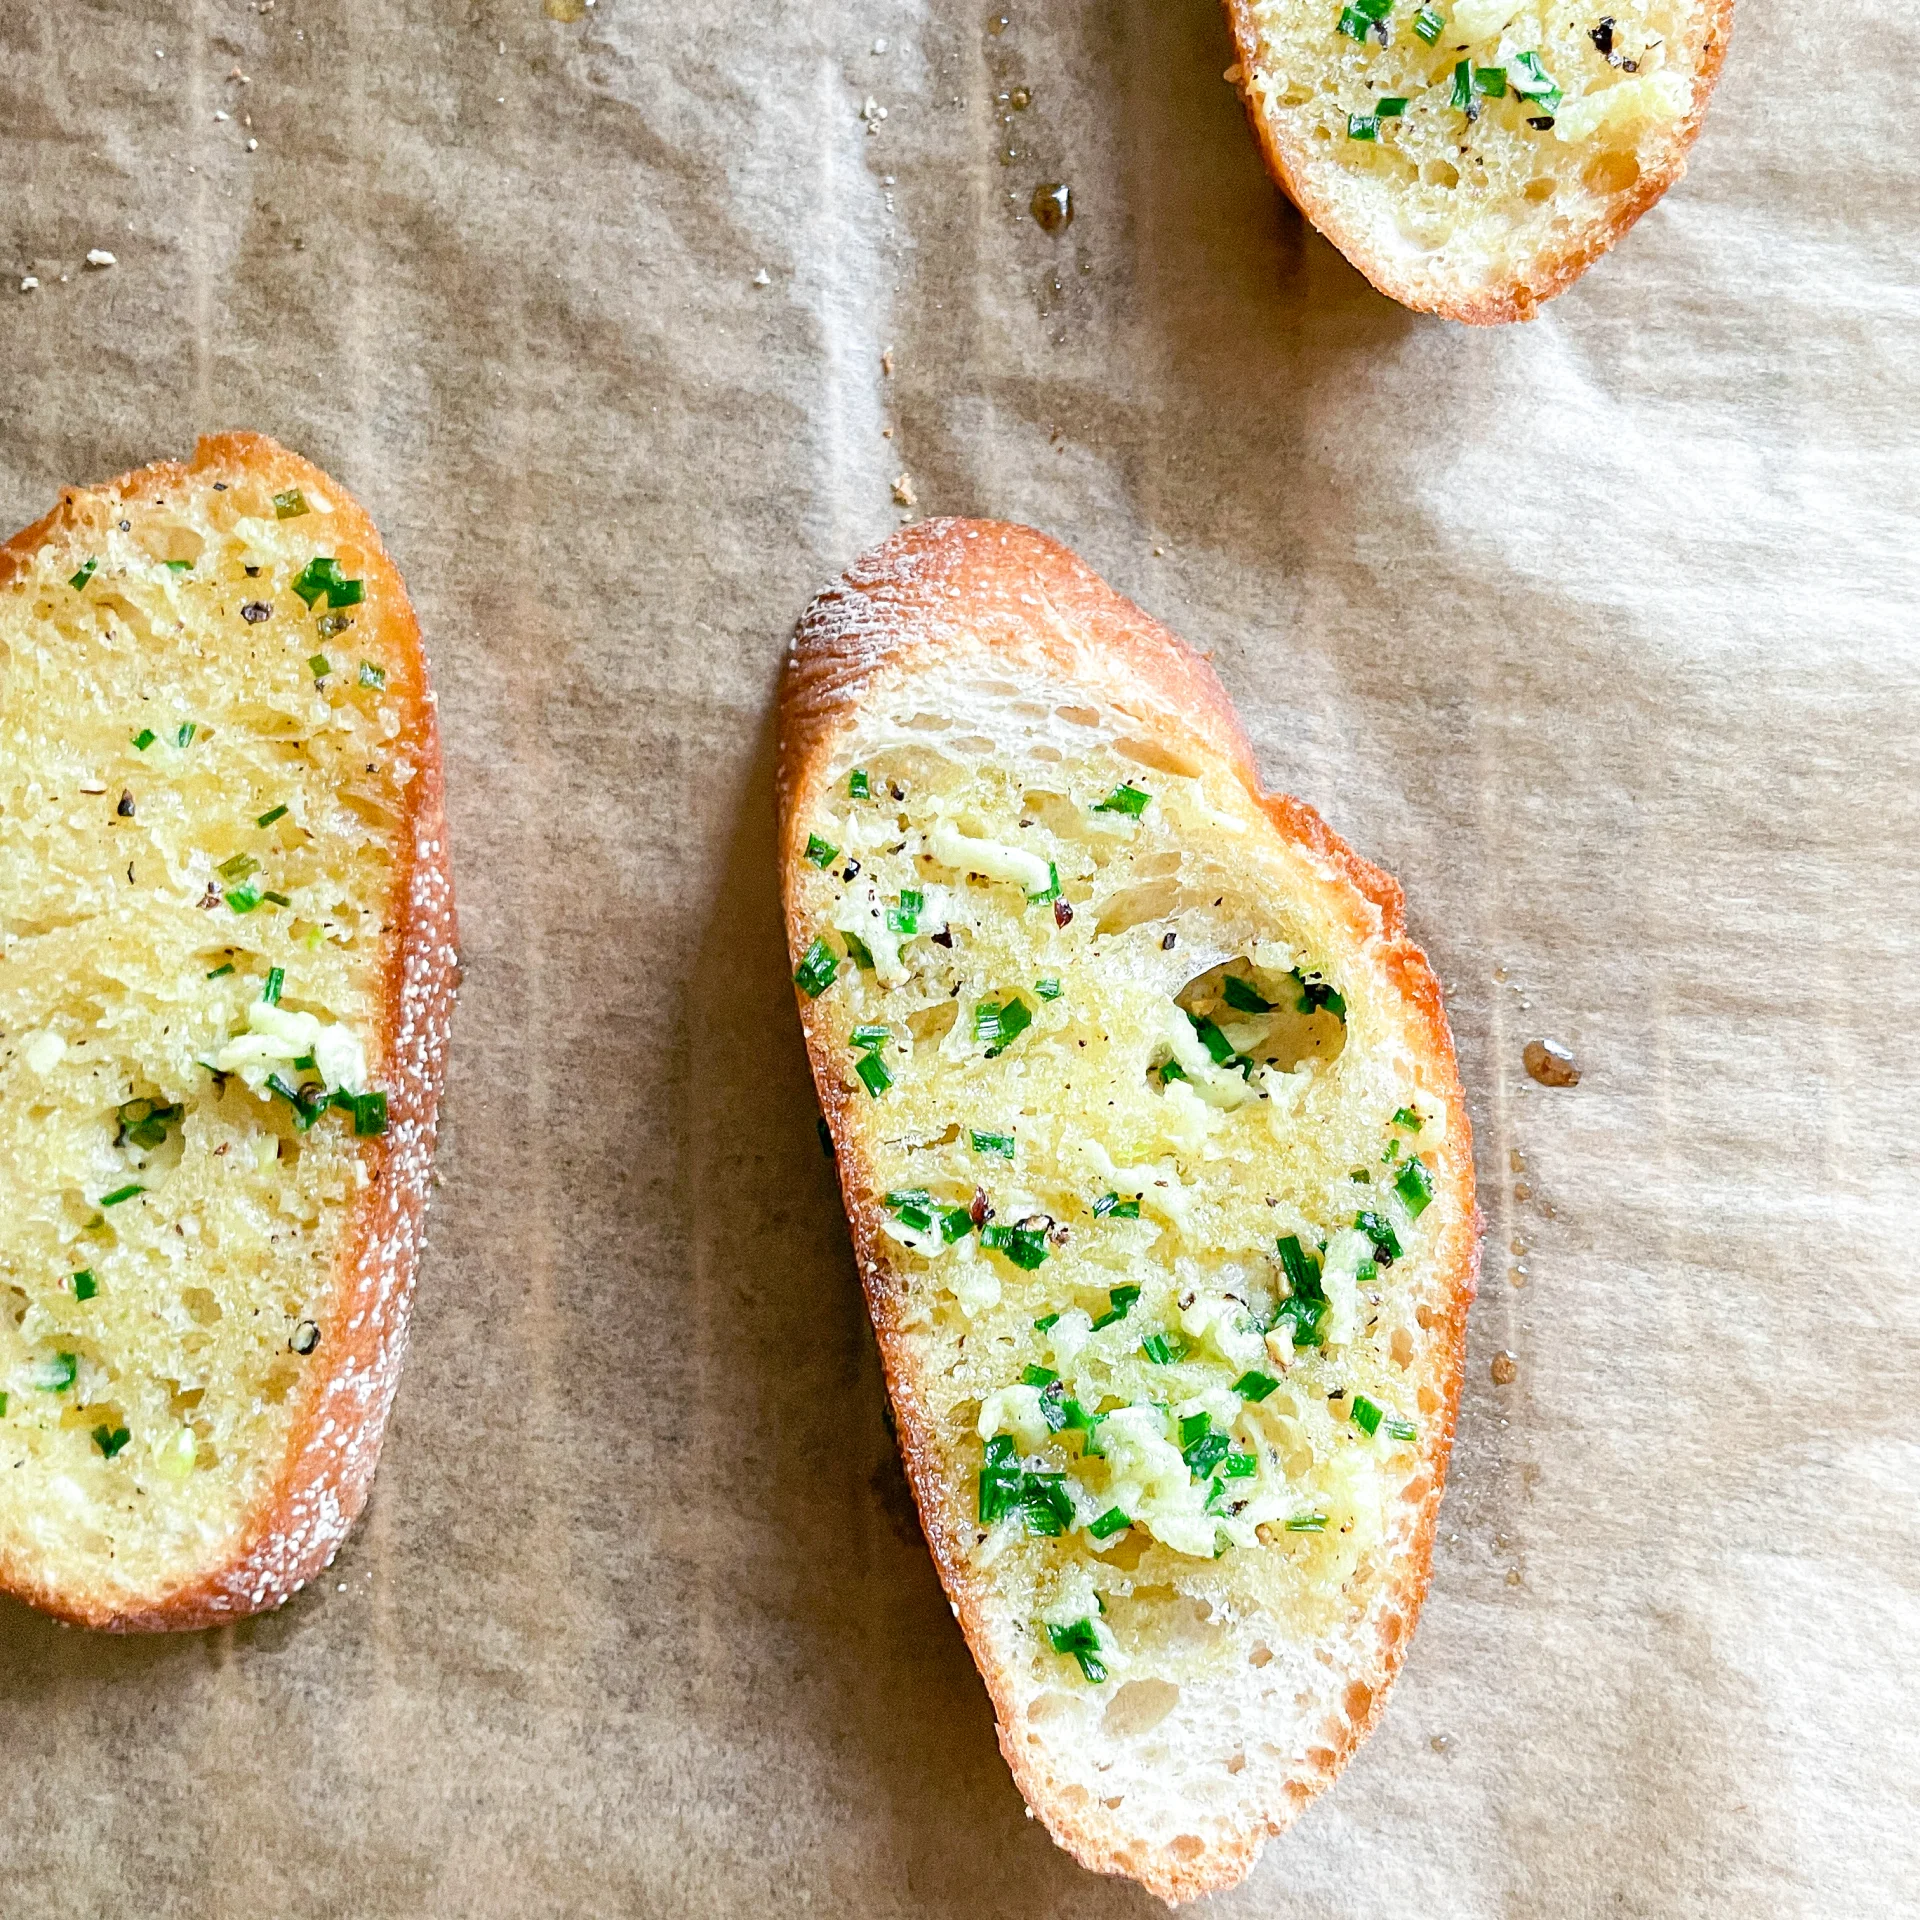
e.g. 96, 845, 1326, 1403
1224, 0, 1732, 321
779, 521, 1478, 1901
0, 434, 455, 1631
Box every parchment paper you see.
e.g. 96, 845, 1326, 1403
2, 1, 1916, 1913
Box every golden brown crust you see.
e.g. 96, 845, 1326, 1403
779, 519, 1478, 1900
1220, 0, 1734, 324
0, 434, 457, 1632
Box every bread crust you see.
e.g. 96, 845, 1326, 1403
0, 434, 457, 1632
779, 519, 1478, 1900
1220, 0, 1734, 324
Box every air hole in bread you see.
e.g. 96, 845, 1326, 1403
1175, 959, 1346, 1074
1053, 705, 1101, 727
1421, 158, 1460, 190
1523, 177, 1556, 203
1102, 1678, 1181, 1740
1582, 148, 1641, 196
1095, 880, 1180, 935
1113, 737, 1203, 780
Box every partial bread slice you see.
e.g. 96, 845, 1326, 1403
0, 433, 456, 1631
780, 521, 1478, 1902
1224, 0, 1731, 322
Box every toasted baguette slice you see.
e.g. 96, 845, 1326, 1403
1224, 0, 1731, 322
780, 521, 1477, 1902
0, 434, 455, 1631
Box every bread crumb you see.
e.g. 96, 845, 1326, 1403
891, 474, 917, 508
84, 249, 116, 269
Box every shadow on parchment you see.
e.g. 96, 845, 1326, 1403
677, 702, 1162, 1918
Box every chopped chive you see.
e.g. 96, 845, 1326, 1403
855, 1051, 892, 1098
884, 1188, 933, 1209
1087, 1508, 1131, 1540
1474, 65, 1507, 96
793, 937, 838, 998
71, 1270, 98, 1302
841, 930, 874, 970
70, 558, 98, 591
35, 1352, 77, 1392
291, 557, 363, 609
1019, 1471, 1073, 1536
973, 995, 1032, 1054
981, 1222, 1049, 1269
1234, 1370, 1281, 1403
1034, 1312, 1061, 1332
225, 885, 261, 912
1292, 969, 1346, 1018
1158, 1058, 1189, 1084
1392, 1106, 1422, 1131
93, 1424, 131, 1458
939, 1207, 974, 1242
1140, 1332, 1187, 1366
1181, 1419, 1230, 1479
979, 1433, 1021, 1523
1091, 782, 1150, 817
176, 721, 196, 747
217, 853, 259, 883
205, 962, 235, 979
1336, 5, 1373, 40
358, 660, 386, 688
1286, 1512, 1329, 1532
1046, 1618, 1108, 1683
1223, 1449, 1258, 1479
1092, 1192, 1140, 1220
131, 728, 156, 752
850, 1024, 890, 1051
308, 653, 330, 678
1221, 974, 1272, 1014
261, 966, 285, 1005
1412, 4, 1444, 40
971, 1128, 1016, 1158
1034, 977, 1062, 1001
894, 1202, 934, 1233
164, 558, 193, 573
1090, 1283, 1140, 1330
1386, 1417, 1419, 1442
1347, 113, 1380, 140
1394, 1158, 1434, 1216
1188, 1012, 1239, 1067
345, 1090, 388, 1137
273, 487, 310, 519
804, 833, 839, 868
1022, 1365, 1059, 1389
1350, 1394, 1384, 1436
848, 768, 870, 798
1377, 96, 1409, 115
261, 890, 291, 908
1507, 49, 1562, 109
0, 1394, 6, 1416
1026, 860, 1061, 905
256, 804, 289, 827
99, 1184, 145, 1208
1356, 1209, 1403, 1260
1451, 58, 1473, 110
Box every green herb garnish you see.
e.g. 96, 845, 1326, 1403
71, 558, 98, 591
358, 660, 386, 688
176, 722, 196, 747
1349, 1394, 1384, 1436
1507, 50, 1561, 108
131, 728, 156, 752
291, 557, 364, 609
273, 488, 310, 519
850, 1024, 890, 1051
971, 1129, 1015, 1158
1092, 1192, 1140, 1220
940, 1207, 974, 1243
1034, 977, 1062, 1001
1386, 1417, 1419, 1442
1450, 58, 1473, 110
1087, 1508, 1131, 1541
981, 1222, 1049, 1269
35, 1353, 77, 1392
1286, 1512, 1328, 1532
72, 1270, 98, 1302
308, 653, 330, 678
164, 558, 193, 573
1356, 1209, 1402, 1260
1392, 1106, 1422, 1131
116, 1098, 182, 1150
973, 995, 1033, 1054
1221, 974, 1272, 1014
1034, 1312, 1061, 1332
848, 768, 870, 798
261, 966, 285, 1005
99, 1183, 145, 1208
1090, 1283, 1140, 1330
1272, 1234, 1328, 1346
804, 833, 838, 868
94, 1425, 131, 1459
1188, 1012, 1241, 1068
1292, 969, 1346, 1018
1022, 1365, 1059, 1389
841, 930, 874, 970
217, 853, 258, 883
1474, 64, 1507, 96
206, 962, 235, 979
1092, 782, 1151, 817
1394, 1158, 1434, 1216
1140, 1332, 1187, 1366
1347, 113, 1380, 140
1412, 4, 1444, 40
1234, 1370, 1280, 1402
261, 890, 291, 908
793, 937, 838, 998
1046, 1617, 1108, 1683
1027, 861, 1061, 905
1378, 95, 1409, 115
855, 1051, 892, 1098
1180, 1414, 1230, 1479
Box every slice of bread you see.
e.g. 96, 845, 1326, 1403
0, 434, 456, 1631
1224, 0, 1731, 321
780, 521, 1478, 1902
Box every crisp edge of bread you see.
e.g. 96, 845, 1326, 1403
777, 518, 1480, 1901
0, 432, 458, 1633
1220, 0, 1735, 324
